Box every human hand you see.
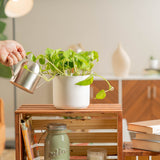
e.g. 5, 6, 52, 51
0, 40, 26, 66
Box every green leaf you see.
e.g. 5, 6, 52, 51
75, 54, 88, 65
63, 49, 72, 59
75, 74, 94, 86
26, 52, 32, 56
0, 1, 7, 19
31, 54, 36, 62
23, 65, 28, 70
0, 63, 11, 78
0, 33, 7, 40
45, 48, 54, 54
0, 21, 6, 33
95, 89, 106, 99
36, 54, 45, 64
39, 58, 45, 65
91, 51, 99, 62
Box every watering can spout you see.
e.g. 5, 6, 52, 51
10, 60, 41, 94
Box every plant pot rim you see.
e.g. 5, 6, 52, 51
55, 75, 90, 78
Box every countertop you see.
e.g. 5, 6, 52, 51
94, 74, 160, 80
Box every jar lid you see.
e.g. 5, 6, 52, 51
47, 123, 67, 131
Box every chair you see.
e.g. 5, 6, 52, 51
0, 98, 6, 155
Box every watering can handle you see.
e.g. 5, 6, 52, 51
10, 66, 14, 76
10, 58, 29, 77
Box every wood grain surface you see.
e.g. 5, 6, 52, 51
91, 80, 118, 104
15, 104, 122, 160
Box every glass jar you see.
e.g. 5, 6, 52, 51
87, 148, 107, 160
44, 123, 70, 160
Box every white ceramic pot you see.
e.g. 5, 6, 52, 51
53, 75, 90, 109
149, 59, 159, 69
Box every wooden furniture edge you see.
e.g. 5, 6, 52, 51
118, 112, 123, 160
15, 113, 23, 160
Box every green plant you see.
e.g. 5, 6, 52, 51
150, 56, 154, 60
25, 48, 114, 99
0, 0, 7, 40
0, 0, 12, 78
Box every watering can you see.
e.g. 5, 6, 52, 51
10, 60, 41, 94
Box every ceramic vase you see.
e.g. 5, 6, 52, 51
149, 59, 159, 69
53, 75, 90, 109
112, 44, 131, 77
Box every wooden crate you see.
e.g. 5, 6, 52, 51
15, 104, 123, 160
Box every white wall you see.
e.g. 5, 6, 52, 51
14, 0, 160, 106
0, 18, 15, 138
16, 0, 160, 73
2, 0, 160, 137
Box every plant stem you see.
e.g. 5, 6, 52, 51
45, 58, 64, 75
72, 58, 76, 73
63, 60, 67, 76
94, 72, 114, 92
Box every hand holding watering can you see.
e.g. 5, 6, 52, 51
0, 40, 25, 66
0, 40, 42, 94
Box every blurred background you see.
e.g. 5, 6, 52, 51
1, 0, 160, 141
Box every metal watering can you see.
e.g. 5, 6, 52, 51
10, 60, 41, 94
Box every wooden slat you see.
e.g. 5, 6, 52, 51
23, 112, 118, 117
38, 146, 117, 156
70, 156, 116, 160
152, 156, 160, 160
125, 157, 136, 160
41, 156, 116, 160
36, 132, 117, 143
138, 157, 149, 160
69, 132, 117, 143
16, 104, 122, 114
71, 146, 117, 156
32, 119, 117, 130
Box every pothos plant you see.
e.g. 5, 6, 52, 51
24, 48, 114, 99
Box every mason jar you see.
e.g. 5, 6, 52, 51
44, 123, 70, 160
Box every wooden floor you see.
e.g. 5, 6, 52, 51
0, 150, 15, 160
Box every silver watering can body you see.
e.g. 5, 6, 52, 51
10, 60, 41, 94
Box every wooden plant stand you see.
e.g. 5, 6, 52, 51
15, 104, 123, 160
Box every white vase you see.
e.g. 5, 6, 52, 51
53, 75, 90, 109
112, 44, 131, 77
